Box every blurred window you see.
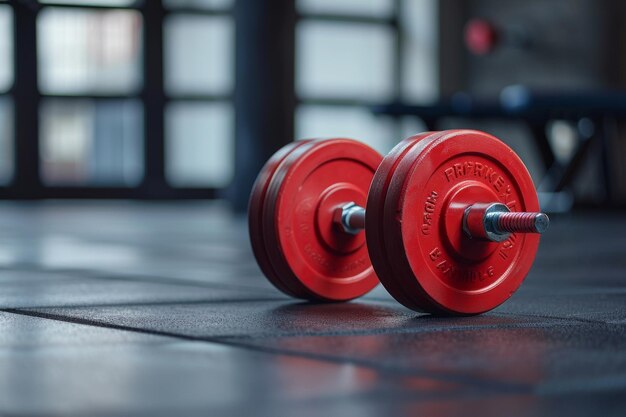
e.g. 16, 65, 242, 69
39, 0, 137, 7
163, 0, 233, 10
296, 105, 395, 154
164, 15, 234, 96
295, 0, 438, 153
297, 0, 394, 18
164, 9, 235, 187
0, 5, 13, 93
165, 102, 234, 187
0, 0, 236, 194
401, 0, 439, 103
38, 8, 142, 94
39, 0, 135, 5
296, 21, 395, 102
40, 100, 143, 186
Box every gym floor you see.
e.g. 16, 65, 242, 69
0, 201, 624, 416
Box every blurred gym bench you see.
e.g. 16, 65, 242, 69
373, 86, 626, 212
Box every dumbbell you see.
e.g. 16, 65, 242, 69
249, 130, 549, 315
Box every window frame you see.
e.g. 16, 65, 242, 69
294, 0, 406, 143
1, 0, 233, 199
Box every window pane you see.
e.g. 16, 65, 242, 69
296, 104, 396, 154
38, 8, 142, 94
40, 100, 143, 186
0, 6, 13, 93
0, 97, 13, 184
401, 0, 439, 103
297, 21, 395, 101
38, 0, 135, 5
166, 102, 233, 187
297, 0, 394, 17
163, 0, 233, 10
164, 15, 234, 96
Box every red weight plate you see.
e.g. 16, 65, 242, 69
263, 139, 383, 301
381, 132, 446, 312
248, 139, 313, 297
366, 132, 440, 310
262, 140, 324, 299
367, 135, 430, 309
379, 133, 449, 313
384, 130, 540, 315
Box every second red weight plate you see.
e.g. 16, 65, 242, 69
384, 130, 541, 315
366, 132, 440, 310
248, 139, 313, 297
263, 139, 383, 301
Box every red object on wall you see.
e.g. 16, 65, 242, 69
465, 19, 499, 55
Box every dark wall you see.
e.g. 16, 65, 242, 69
441, 0, 626, 94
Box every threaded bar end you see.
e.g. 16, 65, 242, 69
495, 212, 549, 234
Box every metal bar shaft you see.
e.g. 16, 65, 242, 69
344, 205, 366, 231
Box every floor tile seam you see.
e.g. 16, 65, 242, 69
1, 308, 535, 394
18, 308, 591, 339
2, 296, 289, 310
210, 319, 585, 340
497, 312, 623, 326
88, 273, 274, 293
0, 266, 275, 294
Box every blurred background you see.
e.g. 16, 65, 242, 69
0, 0, 625, 212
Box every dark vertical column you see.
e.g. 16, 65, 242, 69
603, 0, 625, 88
438, 0, 469, 95
391, 0, 403, 100
229, 0, 297, 212
527, 121, 557, 172
391, 0, 405, 142
12, 1, 41, 197
602, 1, 626, 205
141, 0, 167, 197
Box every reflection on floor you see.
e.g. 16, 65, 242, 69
0, 201, 624, 416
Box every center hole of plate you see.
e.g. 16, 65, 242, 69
315, 183, 367, 255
